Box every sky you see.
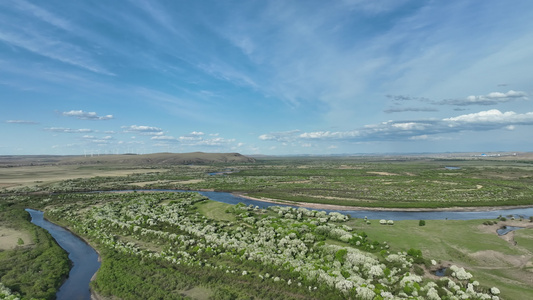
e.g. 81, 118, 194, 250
1, 0, 532, 156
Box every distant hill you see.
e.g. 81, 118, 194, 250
0, 152, 256, 167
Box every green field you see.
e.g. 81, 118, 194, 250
1, 154, 532, 299
6, 156, 531, 209
353, 218, 533, 299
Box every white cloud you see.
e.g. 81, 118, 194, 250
384, 107, 438, 113
11, 0, 71, 31
0, 27, 113, 76
260, 109, 533, 143
436, 90, 528, 106
259, 130, 301, 142
391, 122, 427, 130
175, 131, 237, 147
300, 130, 362, 140
6, 120, 39, 124
151, 135, 178, 141
62, 110, 113, 120
443, 109, 532, 124
45, 127, 93, 133
197, 137, 236, 146
409, 134, 428, 140
179, 136, 201, 141
122, 125, 163, 135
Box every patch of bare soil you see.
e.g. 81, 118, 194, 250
468, 251, 533, 287
470, 250, 531, 269
448, 184, 483, 192
132, 179, 205, 187
177, 179, 204, 184
367, 171, 399, 176
477, 221, 533, 246
236, 193, 533, 212
281, 180, 312, 184
0, 165, 168, 189
303, 194, 362, 202
338, 165, 363, 169
0, 183, 17, 188
0, 226, 33, 250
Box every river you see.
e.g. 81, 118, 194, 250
26, 209, 100, 300
98, 189, 533, 220
24, 190, 533, 299
184, 190, 533, 220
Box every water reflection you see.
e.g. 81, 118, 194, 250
26, 209, 100, 300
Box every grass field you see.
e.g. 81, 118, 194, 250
3, 155, 533, 210
196, 200, 236, 222
1, 154, 533, 299
351, 218, 533, 299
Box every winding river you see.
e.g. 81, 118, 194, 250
25, 190, 533, 299
26, 209, 100, 300
185, 190, 533, 221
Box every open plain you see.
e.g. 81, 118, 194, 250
1, 152, 532, 299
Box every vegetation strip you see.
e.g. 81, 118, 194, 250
40, 191, 506, 299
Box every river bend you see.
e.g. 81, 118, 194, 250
26, 209, 100, 300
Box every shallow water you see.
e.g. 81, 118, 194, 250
435, 267, 447, 276
496, 226, 524, 236
26, 209, 100, 300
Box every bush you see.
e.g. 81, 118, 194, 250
418, 220, 426, 226
413, 264, 424, 276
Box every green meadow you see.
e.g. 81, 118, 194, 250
1, 154, 532, 299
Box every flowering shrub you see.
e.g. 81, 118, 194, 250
46, 192, 502, 300
0, 283, 20, 300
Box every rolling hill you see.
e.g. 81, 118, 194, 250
0, 152, 256, 167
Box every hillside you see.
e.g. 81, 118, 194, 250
0, 152, 255, 167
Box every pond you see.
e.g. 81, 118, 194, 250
435, 267, 447, 277
444, 166, 461, 170
26, 209, 100, 300
496, 226, 525, 236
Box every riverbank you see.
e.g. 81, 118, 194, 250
27, 209, 101, 300
233, 192, 533, 212
42, 213, 106, 300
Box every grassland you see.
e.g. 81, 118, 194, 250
1, 153, 532, 299
0, 202, 70, 299
351, 218, 533, 299
4, 154, 532, 210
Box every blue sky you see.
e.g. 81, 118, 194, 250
1, 0, 532, 155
